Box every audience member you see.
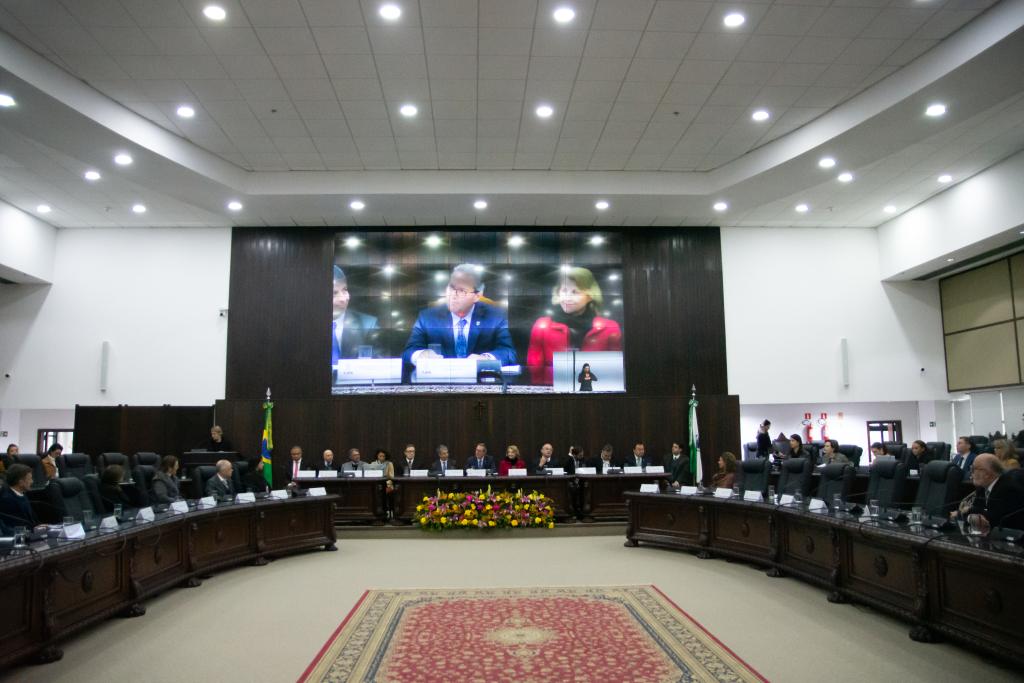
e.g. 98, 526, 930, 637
151, 455, 181, 504
42, 443, 62, 480
498, 445, 527, 476
0, 464, 39, 529
820, 440, 849, 465
869, 442, 886, 461
951, 436, 977, 479
710, 453, 737, 489
755, 420, 772, 458
1, 443, 17, 473
99, 465, 132, 513
992, 439, 1020, 470
787, 434, 808, 462
966, 453, 1024, 532
909, 440, 933, 469
205, 460, 235, 498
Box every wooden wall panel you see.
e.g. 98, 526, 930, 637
72, 406, 214, 459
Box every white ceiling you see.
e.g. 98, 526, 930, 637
0, 0, 1022, 231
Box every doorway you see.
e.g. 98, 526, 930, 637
865, 420, 902, 463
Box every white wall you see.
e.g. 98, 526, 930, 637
0, 200, 56, 283
721, 226, 951, 405
0, 227, 231, 414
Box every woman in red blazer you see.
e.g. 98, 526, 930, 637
526, 267, 622, 384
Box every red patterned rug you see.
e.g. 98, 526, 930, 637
298, 586, 766, 682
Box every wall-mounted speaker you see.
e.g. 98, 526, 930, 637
840, 338, 849, 388
100, 341, 110, 392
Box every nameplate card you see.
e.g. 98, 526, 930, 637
743, 490, 763, 502
639, 483, 660, 493
235, 492, 256, 503
308, 487, 327, 497
60, 522, 86, 540
909, 469, 919, 476
362, 470, 384, 478
170, 500, 189, 514
341, 470, 361, 477
808, 498, 828, 513
548, 467, 566, 475
297, 470, 318, 479
623, 466, 643, 474
507, 469, 528, 477
443, 469, 464, 478
778, 494, 795, 506
318, 470, 338, 479
678, 486, 698, 496
466, 469, 488, 477
136, 506, 155, 522
714, 488, 734, 499
576, 467, 597, 475
645, 465, 665, 474
198, 496, 217, 508
99, 515, 119, 530
411, 469, 429, 477
270, 489, 289, 500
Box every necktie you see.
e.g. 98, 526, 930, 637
953, 454, 963, 468
455, 318, 468, 357
294, 462, 299, 478
442, 461, 446, 471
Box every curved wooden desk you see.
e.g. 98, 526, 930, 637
624, 492, 1024, 667
0, 495, 337, 669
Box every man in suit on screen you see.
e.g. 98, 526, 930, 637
332, 266, 379, 364
401, 264, 516, 382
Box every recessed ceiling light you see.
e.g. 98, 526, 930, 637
424, 235, 442, 248
883, 205, 897, 214
553, 6, 575, 23
399, 103, 417, 117
723, 12, 745, 28
795, 203, 809, 213
379, 4, 401, 20
536, 104, 554, 119
36, 204, 51, 214
595, 200, 609, 210
925, 103, 947, 117
588, 235, 605, 246
473, 199, 487, 210
837, 172, 854, 183
84, 170, 101, 181
818, 157, 836, 169
382, 265, 396, 276
713, 201, 728, 212
0, 93, 15, 107
114, 153, 133, 166
344, 236, 361, 249
227, 201, 243, 211
132, 203, 147, 214
608, 273, 619, 281
202, 5, 226, 21
349, 200, 365, 211
751, 109, 770, 122
937, 174, 952, 184
559, 264, 572, 274
508, 235, 525, 248
176, 105, 195, 118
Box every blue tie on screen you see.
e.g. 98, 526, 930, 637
331, 320, 340, 364
455, 318, 468, 357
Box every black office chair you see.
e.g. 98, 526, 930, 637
913, 461, 961, 518
743, 442, 759, 460
817, 464, 854, 508
968, 435, 991, 453
232, 460, 249, 492
132, 452, 161, 468
13, 454, 46, 488
81, 474, 104, 513
192, 465, 218, 499
58, 453, 94, 478
777, 457, 813, 498
97, 453, 130, 479
926, 441, 951, 461
836, 444, 863, 468
884, 442, 907, 460
45, 477, 99, 524
739, 458, 769, 498
867, 458, 909, 509
132, 465, 157, 507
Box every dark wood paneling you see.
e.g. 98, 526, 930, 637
226, 227, 333, 399
72, 405, 214, 459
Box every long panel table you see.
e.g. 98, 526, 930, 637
293, 476, 388, 524
0, 495, 338, 669
623, 492, 1024, 667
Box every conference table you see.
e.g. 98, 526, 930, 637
623, 491, 1024, 667
0, 495, 338, 669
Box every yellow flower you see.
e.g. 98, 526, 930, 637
485, 504, 492, 511
420, 517, 427, 525
416, 505, 424, 511
460, 518, 468, 525
511, 519, 519, 527
548, 522, 555, 529
535, 517, 542, 525
440, 517, 447, 524
488, 520, 496, 527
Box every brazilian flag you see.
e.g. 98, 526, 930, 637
261, 399, 274, 488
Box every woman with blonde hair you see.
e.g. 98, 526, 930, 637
526, 266, 622, 384
498, 445, 527, 476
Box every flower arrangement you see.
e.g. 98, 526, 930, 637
417, 486, 556, 531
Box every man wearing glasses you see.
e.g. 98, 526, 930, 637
402, 263, 516, 382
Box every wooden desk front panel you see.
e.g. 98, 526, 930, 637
295, 478, 385, 524
841, 531, 920, 616
932, 550, 1024, 650
189, 508, 258, 571
711, 503, 775, 560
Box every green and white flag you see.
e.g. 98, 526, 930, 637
688, 395, 703, 484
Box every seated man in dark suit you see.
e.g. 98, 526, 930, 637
395, 444, 420, 477
968, 453, 1024, 532
401, 264, 516, 382
668, 441, 693, 489
465, 442, 495, 472
316, 449, 340, 473
428, 444, 456, 475
564, 446, 588, 475
279, 445, 308, 485
533, 442, 561, 473
340, 448, 366, 474
205, 460, 235, 499
625, 442, 655, 469
596, 444, 619, 473
0, 464, 41, 530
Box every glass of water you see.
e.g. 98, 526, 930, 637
832, 493, 843, 513
868, 499, 880, 518
731, 484, 740, 498
767, 485, 776, 503
113, 504, 123, 518
910, 506, 923, 526
793, 492, 804, 507
62, 516, 75, 527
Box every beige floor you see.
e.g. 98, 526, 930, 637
3, 531, 1019, 683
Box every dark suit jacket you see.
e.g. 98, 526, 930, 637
315, 460, 341, 473
395, 459, 421, 477
279, 460, 312, 485
668, 455, 693, 486
971, 476, 1024, 529
151, 472, 180, 504
596, 459, 620, 473
951, 451, 977, 479
205, 474, 235, 498
243, 470, 270, 493
332, 309, 380, 362
428, 459, 458, 475
0, 488, 37, 527
465, 455, 495, 472
99, 483, 132, 514
624, 454, 655, 469
401, 303, 516, 381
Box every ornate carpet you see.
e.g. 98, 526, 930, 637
298, 586, 767, 682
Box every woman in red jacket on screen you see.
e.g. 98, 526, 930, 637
526, 266, 622, 384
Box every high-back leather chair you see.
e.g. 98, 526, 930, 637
743, 442, 759, 460
13, 454, 46, 488
232, 460, 248, 492
132, 465, 157, 507
926, 441, 951, 461
836, 444, 863, 468
80, 474, 105, 512
884, 442, 907, 460
867, 458, 908, 509
777, 457, 813, 498
914, 461, 961, 518
97, 453, 130, 479
817, 464, 854, 507
739, 458, 769, 498
192, 465, 218, 499
45, 477, 98, 524
58, 453, 94, 478
132, 452, 161, 468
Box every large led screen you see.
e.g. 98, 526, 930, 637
331, 231, 625, 394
